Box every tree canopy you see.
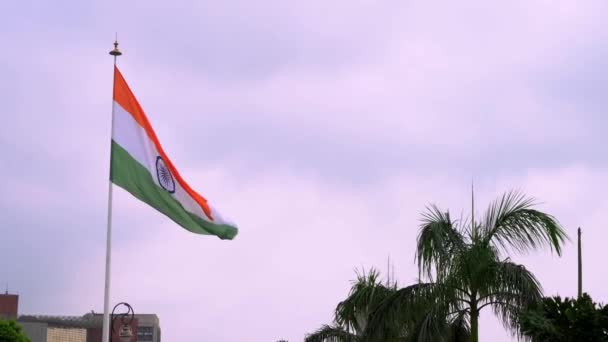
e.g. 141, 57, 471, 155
366, 191, 568, 342
519, 293, 608, 341
304, 190, 570, 342
305, 268, 396, 342
305, 268, 470, 342
0, 320, 30, 342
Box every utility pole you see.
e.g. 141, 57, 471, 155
578, 227, 582, 298
386, 254, 390, 286
471, 181, 475, 237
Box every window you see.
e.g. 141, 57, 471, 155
137, 326, 154, 341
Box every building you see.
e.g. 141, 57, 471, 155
130, 314, 161, 342
18, 314, 136, 342
19, 313, 161, 342
0, 291, 19, 320
3, 293, 161, 342
47, 326, 87, 342
16, 320, 89, 342
88, 313, 161, 342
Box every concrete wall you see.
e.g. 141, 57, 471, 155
19, 321, 48, 342
47, 327, 86, 342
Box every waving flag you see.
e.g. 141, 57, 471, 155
110, 66, 238, 240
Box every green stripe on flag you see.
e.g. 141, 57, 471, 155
110, 140, 238, 240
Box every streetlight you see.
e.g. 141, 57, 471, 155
110, 302, 134, 342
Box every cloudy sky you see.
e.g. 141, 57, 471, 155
2, 0, 608, 340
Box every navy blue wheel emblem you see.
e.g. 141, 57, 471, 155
156, 156, 175, 193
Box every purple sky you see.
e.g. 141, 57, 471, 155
2, 0, 608, 341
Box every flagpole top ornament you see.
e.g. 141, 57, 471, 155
109, 39, 122, 57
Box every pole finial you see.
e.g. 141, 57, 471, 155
109, 35, 122, 57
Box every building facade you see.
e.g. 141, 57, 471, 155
18, 322, 48, 342
47, 327, 87, 342
0, 292, 19, 320
132, 314, 161, 342
19, 314, 161, 342
7, 293, 161, 342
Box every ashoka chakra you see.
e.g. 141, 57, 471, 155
155, 156, 176, 194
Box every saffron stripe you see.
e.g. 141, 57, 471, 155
112, 66, 214, 220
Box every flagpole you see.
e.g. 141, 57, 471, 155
103, 37, 122, 342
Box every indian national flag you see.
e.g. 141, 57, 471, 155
110, 66, 238, 240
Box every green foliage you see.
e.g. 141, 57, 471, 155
365, 190, 568, 342
306, 190, 567, 342
305, 268, 470, 342
304, 325, 359, 342
335, 268, 397, 335
305, 268, 394, 342
519, 293, 608, 341
0, 319, 30, 342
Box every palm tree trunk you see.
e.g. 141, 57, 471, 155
470, 307, 479, 342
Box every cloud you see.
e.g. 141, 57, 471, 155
2, 0, 608, 341
62, 167, 452, 341
52, 162, 606, 341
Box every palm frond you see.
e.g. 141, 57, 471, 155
416, 205, 466, 281
480, 190, 568, 255
446, 312, 471, 342
402, 304, 470, 342
478, 260, 543, 336
335, 268, 396, 334
364, 282, 441, 341
305, 325, 359, 342
413, 311, 448, 342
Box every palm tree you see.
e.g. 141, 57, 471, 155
366, 191, 568, 342
305, 268, 397, 342
306, 269, 471, 342
305, 325, 359, 342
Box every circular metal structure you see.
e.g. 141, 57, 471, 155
110, 302, 134, 342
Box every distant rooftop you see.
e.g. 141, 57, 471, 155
18, 312, 160, 328
18, 314, 102, 329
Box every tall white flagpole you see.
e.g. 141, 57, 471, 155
103, 37, 122, 342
